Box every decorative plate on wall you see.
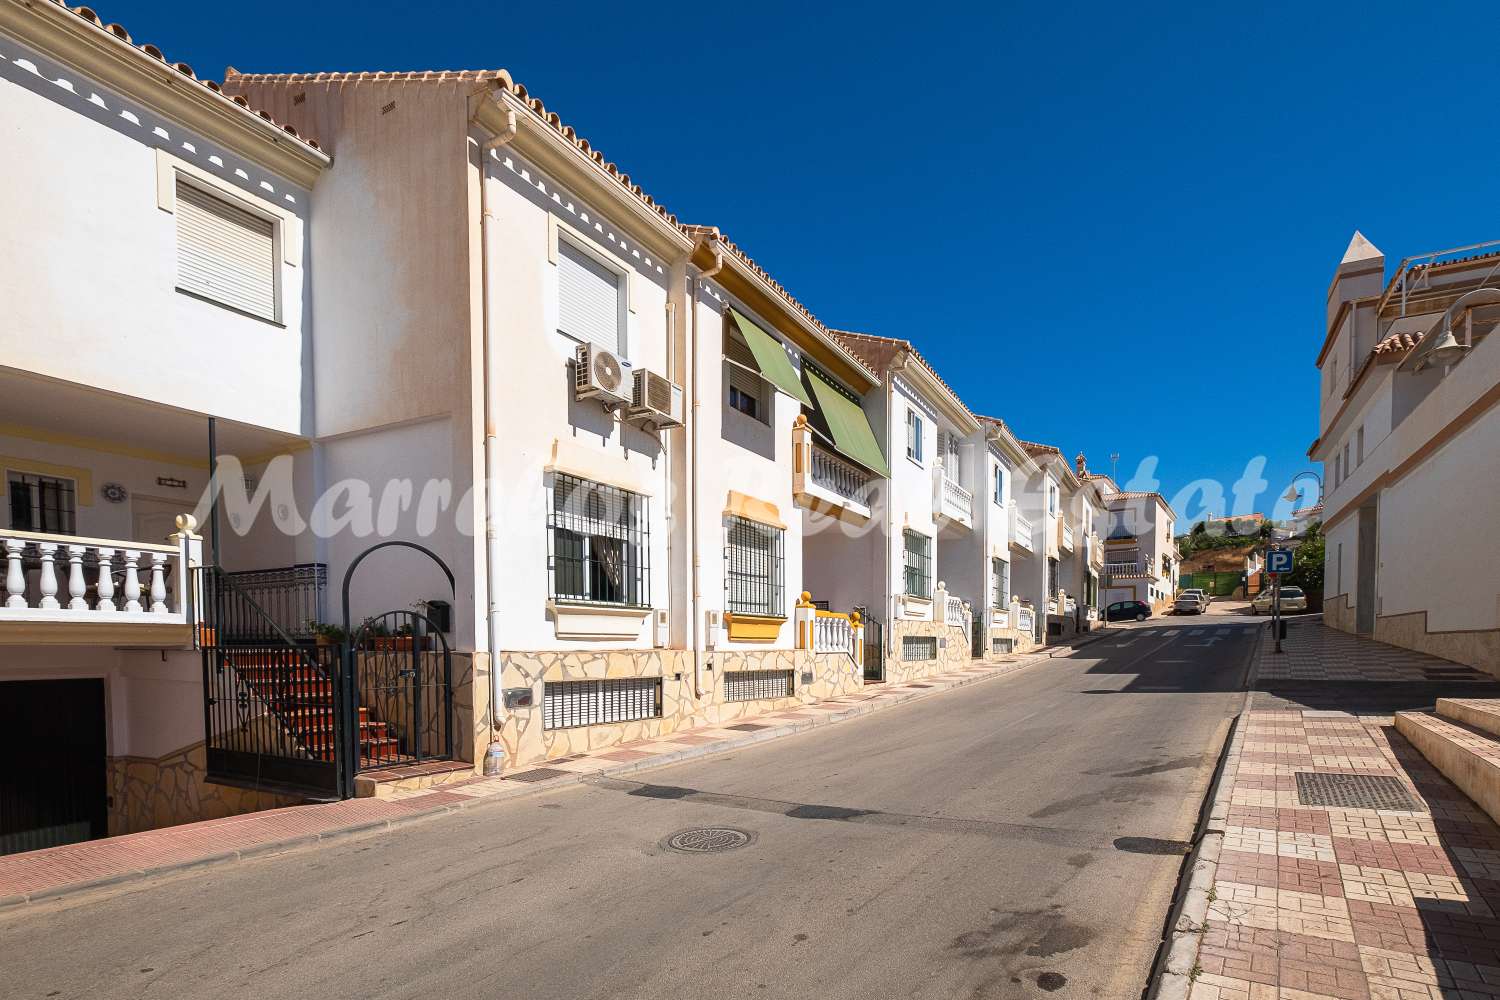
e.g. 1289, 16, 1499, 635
100, 482, 129, 504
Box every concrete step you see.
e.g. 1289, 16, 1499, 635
1436, 698, 1500, 740
353, 760, 474, 799
1395, 709, 1500, 826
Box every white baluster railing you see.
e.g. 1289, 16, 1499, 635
1009, 504, 1035, 551
812, 611, 855, 658
0, 519, 200, 633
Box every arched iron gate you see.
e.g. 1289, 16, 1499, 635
338, 541, 458, 797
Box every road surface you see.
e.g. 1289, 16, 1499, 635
2, 622, 1257, 1000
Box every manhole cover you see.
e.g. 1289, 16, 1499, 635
664, 827, 754, 854
1113, 836, 1191, 856
506, 767, 572, 784
1295, 772, 1419, 811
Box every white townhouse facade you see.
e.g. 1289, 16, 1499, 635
1089, 476, 1179, 613
948, 417, 1042, 658
814, 333, 981, 680
230, 68, 895, 774
0, 1, 336, 846
1311, 232, 1500, 672
1013, 441, 1101, 641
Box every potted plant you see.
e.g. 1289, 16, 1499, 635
309, 621, 347, 647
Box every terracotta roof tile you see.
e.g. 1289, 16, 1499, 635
827, 329, 975, 422
226, 67, 684, 231
1016, 439, 1063, 459
687, 226, 846, 347
50, 3, 326, 155
1373, 330, 1424, 355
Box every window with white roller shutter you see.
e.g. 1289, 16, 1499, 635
557, 238, 625, 355
175, 179, 278, 321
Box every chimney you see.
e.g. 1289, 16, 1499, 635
1075, 452, 1087, 475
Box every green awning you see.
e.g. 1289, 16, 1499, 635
728, 307, 813, 407
805, 368, 889, 478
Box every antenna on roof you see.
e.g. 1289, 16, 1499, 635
1109, 452, 1120, 481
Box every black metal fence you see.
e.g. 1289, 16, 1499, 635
347, 610, 453, 773
222, 563, 327, 641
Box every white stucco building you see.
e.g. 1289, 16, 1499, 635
1311, 232, 1500, 672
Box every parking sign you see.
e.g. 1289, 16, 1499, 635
1267, 549, 1293, 574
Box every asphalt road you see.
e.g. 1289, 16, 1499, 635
2, 623, 1257, 1000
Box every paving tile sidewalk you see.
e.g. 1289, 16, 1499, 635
1177, 627, 1500, 1000
0, 635, 1104, 908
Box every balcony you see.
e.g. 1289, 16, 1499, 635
1009, 503, 1035, 552
1, 521, 201, 646
1104, 560, 1148, 579
933, 467, 973, 530
792, 431, 874, 524
1059, 521, 1075, 552
1087, 532, 1103, 568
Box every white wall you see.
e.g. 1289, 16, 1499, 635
0, 34, 312, 435
886, 375, 940, 621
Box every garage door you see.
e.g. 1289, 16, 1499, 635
0, 679, 108, 856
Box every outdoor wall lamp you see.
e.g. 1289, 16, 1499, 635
1282, 470, 1323, 506
1416, 328, 1467, 371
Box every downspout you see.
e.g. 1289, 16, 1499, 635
471, 90, 518, 743
689, 234, 724, 699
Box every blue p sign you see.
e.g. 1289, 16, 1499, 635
1268, 549, 1293, 574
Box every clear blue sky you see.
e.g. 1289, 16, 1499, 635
121, 0, 1500, 525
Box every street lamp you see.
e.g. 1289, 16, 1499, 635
1282, 470, 1323, 508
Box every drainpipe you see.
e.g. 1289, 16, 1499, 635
470, 88, 518, 740
689, 233, 724, 698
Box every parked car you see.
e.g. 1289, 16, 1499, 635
1251, 586, 1308, 615
1106, 600, 1152, 622
1180, 588, 1210, 608
1173, 593, 1206, 615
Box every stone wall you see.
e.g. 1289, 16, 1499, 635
1374, 609, 1500, 677
107, 743, 301, 837
492, 646, 864, 769
883, 618, 972, 684
1324, 594, 1354, 633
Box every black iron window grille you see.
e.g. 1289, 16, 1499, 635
903, 530, 932, 599
725, 516, 784, 617
1047, 557, 1060, 599
548, 474, 649, 607
724, 669, 795, 702
543, 677, 662, 730
7, 472, 76, 535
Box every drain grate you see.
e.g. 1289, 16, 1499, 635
664, 827, 754, 854
727, 723, 771, 732
506, 767, 573, 784
1295, 772, 1419, 811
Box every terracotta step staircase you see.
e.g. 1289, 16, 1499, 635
223, 650, 407, 768
1395, 698, 1500, 824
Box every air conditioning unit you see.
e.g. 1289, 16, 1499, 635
629, 369, 684, 428
574, 342, 632, 407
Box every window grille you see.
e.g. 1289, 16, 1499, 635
991, 637, 1015, 654
901, 635, 937, 661
558, 239, 624, 354
7, 472, 76, 534
724, 669, 794, 702
175, 179, 277, 321
903, 530, 932, 599
543, 678, 662, 730
548, 474, 649, 607
1047, 557, 1060, 599
725, 516, 784, 616
991, 557, 1010, 608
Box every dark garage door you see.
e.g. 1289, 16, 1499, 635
0, 679, 108, 857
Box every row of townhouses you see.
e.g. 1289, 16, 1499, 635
0, 2, 1175, 853
1312, 231, 1500, 672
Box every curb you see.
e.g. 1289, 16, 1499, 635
1147, 643, 1256, 1000
3, 649, 1060, 910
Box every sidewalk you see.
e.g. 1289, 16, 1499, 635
1162, 620, 1500, 1000
0, 635, 1105, 908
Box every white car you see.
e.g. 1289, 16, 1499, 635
1251, 586, 1308, 614
1173, 593, 1205, 615
1181, 588, 1210, 608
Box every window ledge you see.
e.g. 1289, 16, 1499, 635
547, 601, 651, 641
723, 612, 786, 643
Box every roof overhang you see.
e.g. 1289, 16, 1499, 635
1, 1, 331, 188
688, 235, 878, 395
891, 352, 979, 434
472, 85, 694, 265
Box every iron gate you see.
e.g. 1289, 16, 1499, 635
857, 609, 885, 681
345, 609, 453, 774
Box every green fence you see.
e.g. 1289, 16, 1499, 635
1178, 571, 1243, 597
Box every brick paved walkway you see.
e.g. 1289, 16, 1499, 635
1189, 631, 1500, 1000
1, 651, 1077, 906
1253, 618, 1490, 684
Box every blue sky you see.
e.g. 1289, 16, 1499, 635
120, 0, 1500, 526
